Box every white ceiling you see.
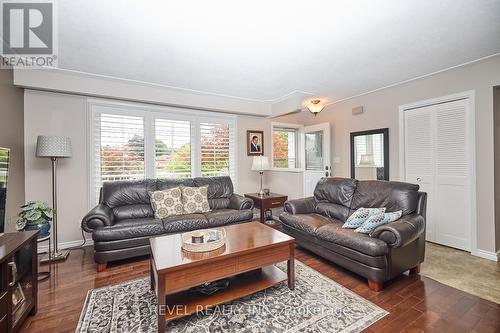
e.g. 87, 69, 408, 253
57, 0, 500, 103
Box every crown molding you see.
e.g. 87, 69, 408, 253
13, 67, 272, 116
12, 52, 500, 117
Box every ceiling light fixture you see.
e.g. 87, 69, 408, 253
307, 99, 325, 115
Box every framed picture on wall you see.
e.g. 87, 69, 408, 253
247, 130, 264, 156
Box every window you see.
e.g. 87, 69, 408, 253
93, 113, 145, 200
200, 122, 233, 177
90, 102, 236, 204
272, 126, 298, 168
154, 118, 191, 179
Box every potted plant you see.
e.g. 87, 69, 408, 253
16, 201, 52, 238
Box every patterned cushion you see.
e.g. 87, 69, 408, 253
342, 207, 386, 229
148, 187, 183, 218
181, 186, 210, 214
355, 210, 402, 234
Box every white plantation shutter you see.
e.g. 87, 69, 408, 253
154, 118, 192, 179
200, 122, 235, 182
90, 103, 238, 204
93, 113, 145, 202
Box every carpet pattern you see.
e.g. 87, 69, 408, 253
77, 261, 388, 332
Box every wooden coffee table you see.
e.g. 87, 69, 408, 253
149, 221, 295, 332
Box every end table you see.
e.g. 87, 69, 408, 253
244, 192, 288, 226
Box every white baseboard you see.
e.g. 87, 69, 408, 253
38, 238, 93, 253
474, 248, 499, 262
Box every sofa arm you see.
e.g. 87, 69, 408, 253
371, 214, 425, 248
284, 197, 316, 215
229, 194, 254, 210
81, 204, 115, 233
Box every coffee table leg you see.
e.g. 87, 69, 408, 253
157, 277, 166, 332
150, 259, 155, 290
287, 244, 295, 290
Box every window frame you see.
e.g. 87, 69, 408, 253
271, 122, 304, 172
88, 98, 237, 206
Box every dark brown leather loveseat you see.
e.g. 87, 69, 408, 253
280, 177, 426, 291
81, 176, 253, 271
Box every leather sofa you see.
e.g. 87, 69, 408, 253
280, 177, 426, 291
81, 176, 254, 271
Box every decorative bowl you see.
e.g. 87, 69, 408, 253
181, 228, 226, 253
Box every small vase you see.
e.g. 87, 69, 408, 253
24, 223, 51, 238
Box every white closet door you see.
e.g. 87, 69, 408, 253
434, 100, 471, 250
404, 98, 471, 251
404, 106, 436, 242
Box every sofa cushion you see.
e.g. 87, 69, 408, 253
315, 223, 389, 256
204, 209, 253, 226
112, 204, 154, 221
280, 212, 333, 234
342, 207, 386, 229
314, 178, 358, 221
102, 179, 156, 208
162, 214, 209, 233
314, 177, 358, 206
92, 217, 164, 242
315, 202, 351, 223
208, 198, 230, 210
156, 178, 195, 190
350, 181, 419, 216
355, 210, 402, 234
193, 176, 233, 199
149, 188, 184, 218
181, 186, 210, 214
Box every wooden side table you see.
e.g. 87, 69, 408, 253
244, 193, 288, 225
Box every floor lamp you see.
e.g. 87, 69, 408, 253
36, 136, 72, 262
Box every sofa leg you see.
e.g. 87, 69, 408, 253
368, 280, 383, 292
409, 264, 421, 275
97, 263, 107, 272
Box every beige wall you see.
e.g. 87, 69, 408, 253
24, 90, 300, 246
274, 55, 500, 254
24, 91, 89, 246
494, 86, 500, 251
237, 115, 304, 200
0, 67, 24, 232
25, 55, 500, 255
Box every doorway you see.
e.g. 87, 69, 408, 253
303, 123, 330, 197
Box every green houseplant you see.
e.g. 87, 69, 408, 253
16, 201, 52, 238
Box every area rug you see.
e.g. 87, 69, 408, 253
77, 261, 388, 333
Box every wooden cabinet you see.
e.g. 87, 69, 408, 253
0, 231, 38, 333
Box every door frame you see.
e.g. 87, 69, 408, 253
302, 122, 331, 197
398, 90, 477, 255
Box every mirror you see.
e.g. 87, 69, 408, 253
350, 128, 389, 180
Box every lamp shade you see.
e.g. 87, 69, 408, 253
251, 156, 270, 171
359, 154, 374, 166
36, 136, 72, 158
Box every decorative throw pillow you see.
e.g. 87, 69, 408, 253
354, 210, 403, 234
181, 186, 210, 214
149, 187, 184, 219
342, 207, 386, 229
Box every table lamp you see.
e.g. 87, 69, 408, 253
251, 156, 270, 197
36, 136, 72, 262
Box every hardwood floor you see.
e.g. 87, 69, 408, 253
20, 245, 500, 333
